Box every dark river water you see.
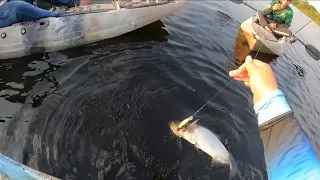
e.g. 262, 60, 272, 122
0, 1, 319, 180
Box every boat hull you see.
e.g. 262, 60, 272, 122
0, 1, 184, 59
240, 17, 286, 56
0, 153, 60, 179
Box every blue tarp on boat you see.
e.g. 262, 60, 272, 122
0, 153, 59, 180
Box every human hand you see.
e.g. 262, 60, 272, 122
269, 23, 277, 29
264, 26, 272, 33
272, 3, 281, 11
229, 56, 279, 104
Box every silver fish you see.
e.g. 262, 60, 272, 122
170, 120, 237, 178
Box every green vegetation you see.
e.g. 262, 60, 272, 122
292, 0, 320, 26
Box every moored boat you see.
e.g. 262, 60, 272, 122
0, 0, 184, 59
240, 15, 295, 56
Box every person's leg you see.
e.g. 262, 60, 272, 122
45, 0, 80, 7
7, 0, 34, 4
0, 1, 59, 28
23, 0, 34, 3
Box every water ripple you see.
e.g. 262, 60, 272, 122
2, 1, 319, 180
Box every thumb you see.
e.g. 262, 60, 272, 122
244, 56, 257, 75
245, 55, 253, 63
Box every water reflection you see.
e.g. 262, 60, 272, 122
0, 20, 168, 104
231, 28, 277, 68
0, 19, 169, 149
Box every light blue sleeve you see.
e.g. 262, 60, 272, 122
253, 89, 292, 126
254, 90, 320, 180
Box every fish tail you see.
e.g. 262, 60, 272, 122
229, 156, 238, 178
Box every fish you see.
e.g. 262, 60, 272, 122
170, 120, 237, 178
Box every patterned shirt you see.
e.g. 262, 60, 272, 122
266, 0, 294, 27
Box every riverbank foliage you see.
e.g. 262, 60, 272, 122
292, 0, 320, 26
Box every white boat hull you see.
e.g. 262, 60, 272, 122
0, 1, 184, 59
240, 17, 287, 56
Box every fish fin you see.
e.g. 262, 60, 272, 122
188, 119, 200, 129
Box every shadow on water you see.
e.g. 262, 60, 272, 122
0, 19, 169, 145
0, 19, 168, 132
56, 20, 169, 59
231, 28, 278, 69
0, 20, 168, 104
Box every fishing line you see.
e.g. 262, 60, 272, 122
293, 19, 312, 36
188, 42, 263, 120
190, 4, 279, 116
292, 9, 320, 36
178, 1, 316, 128
191, 80, 233, 117
178, 6, 276, 127
177, 2, 271, 126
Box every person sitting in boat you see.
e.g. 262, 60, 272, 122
0, 0, 93, 28
257, 0, 294, 37
229, 55, 320, 180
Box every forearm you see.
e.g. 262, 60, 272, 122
260, 112, 320, 180
276, 23, 289, 29
256, 90, 320, 180
254, 89, 292, 126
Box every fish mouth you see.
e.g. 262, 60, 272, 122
169, 121, 183, 137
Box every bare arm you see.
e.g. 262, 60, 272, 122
276, 23, 289, 29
